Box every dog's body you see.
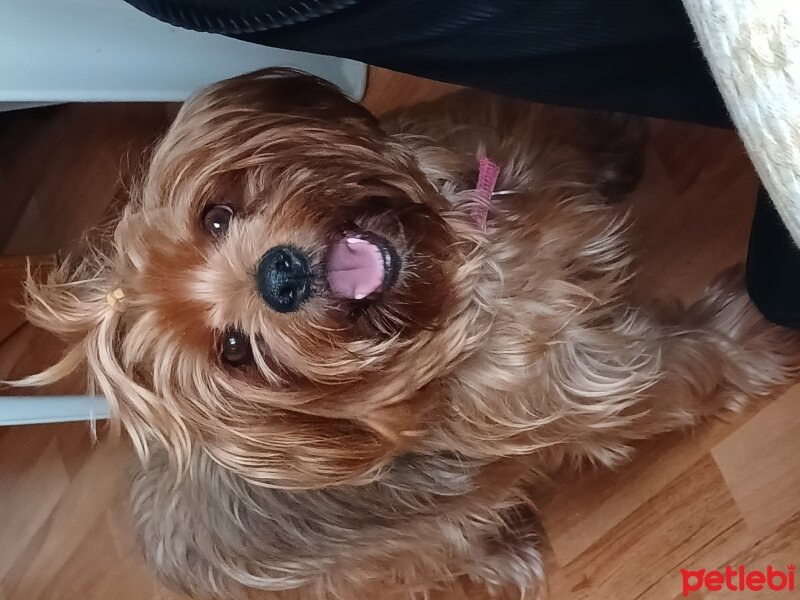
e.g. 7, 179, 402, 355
17, 70, 799, 599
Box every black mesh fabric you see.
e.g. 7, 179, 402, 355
124, 0, 359, 35
125, 0, 730, 126
747, 189, 800, 328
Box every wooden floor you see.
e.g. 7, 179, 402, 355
1, 67, 799, 600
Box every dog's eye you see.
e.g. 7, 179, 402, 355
202, 204, 234, 237
219, 329, 250, 365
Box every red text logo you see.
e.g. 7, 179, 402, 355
681, 565, 795, 595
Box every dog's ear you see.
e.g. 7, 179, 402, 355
177, 67, 379, 129
22, 258, 106, 337
7, 255, 114, 389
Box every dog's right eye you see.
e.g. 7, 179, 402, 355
202, 204, 234, 237
219, 329, 250, 365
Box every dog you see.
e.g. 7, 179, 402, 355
14, 69, 799, 599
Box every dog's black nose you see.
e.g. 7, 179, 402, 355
256, 246, 313, 313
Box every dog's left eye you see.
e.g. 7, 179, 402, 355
219, 329, 250, 365
202, 204, 234, 237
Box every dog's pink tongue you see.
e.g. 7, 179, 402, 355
326, 237, 385, 299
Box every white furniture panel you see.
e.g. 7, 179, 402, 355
0, 0, 366, 107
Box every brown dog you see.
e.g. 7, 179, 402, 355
15, 69, 799, 599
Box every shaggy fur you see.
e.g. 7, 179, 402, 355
13, 69, 800, 599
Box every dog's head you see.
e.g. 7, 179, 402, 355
21, 69, 487, 488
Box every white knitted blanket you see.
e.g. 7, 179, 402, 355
682, 0, 800, 245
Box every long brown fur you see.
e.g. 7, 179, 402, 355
11, 69, 800, 599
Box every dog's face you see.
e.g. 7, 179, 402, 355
26, 70, 484, 488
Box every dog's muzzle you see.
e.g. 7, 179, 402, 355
256, 246, 313, 313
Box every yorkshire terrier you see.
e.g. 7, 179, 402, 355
14, 69, 799, 599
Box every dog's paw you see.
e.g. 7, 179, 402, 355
462, 504, 545, 598
465, 539, 544, 598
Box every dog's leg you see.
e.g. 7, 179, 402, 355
548, 272, 799, 467
671, 271, 800, 410
580, 112, 648, 204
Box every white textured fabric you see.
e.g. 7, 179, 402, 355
682, 0, 800, 246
